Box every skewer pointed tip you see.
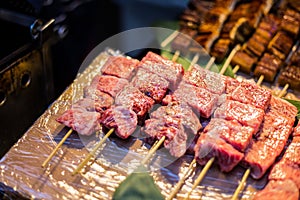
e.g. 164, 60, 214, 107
231, 168, 251, 200
72, 128, 115, 175
42, 129, 73, 168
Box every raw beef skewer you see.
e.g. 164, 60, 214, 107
42, 55, 138, 168
253, 122, 300, 200
167, 53, 268, 199
231, 96, 298, 200
73, 51, 185, 174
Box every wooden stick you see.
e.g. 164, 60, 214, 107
232, 65, 240, 74
166, 159, 197, 200
161, 31, 179, 48
189, 54, 200, 68
72, 128, 115, 175
220, 45, 241, 75
256, 75, 264, 86
205, 57, 216, 70
42, 129, 73, 168
141, 136, 166, 165
184, 157, 215, 200
231, 168, 251, 200
278, 84, 289, 98
172, 50, 180, 62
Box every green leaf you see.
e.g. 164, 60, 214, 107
113, 165, 164, 200
283, 98, 300, 120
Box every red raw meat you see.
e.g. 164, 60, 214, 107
143, 118, 188, 157
242, 112, 294, 179
83, 88, 114, 112
183, 65, 226, 94
56, 106, 101, 136
253, 180, 299, 200
203, 118, 254, 152
143, 103, 201, 157
224, 76, 241, 94
163, 82, 219, 118
269, 135, 300, 189
100, 106, 138, 139
140, 51, 184, 89
101, 56, 140, 80
194, 132, 244, 172
115, 85, 155, 122
89, 75, 129, 98
214, 100, 264, 133
229, 80, 272, 111
150, 103, 202, 134
268, 96, 298, 122
131, 68, 169, 103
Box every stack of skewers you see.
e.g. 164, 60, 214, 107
174, 0, 300, 96
43, 43, 300, 199
41, 1, 300, 199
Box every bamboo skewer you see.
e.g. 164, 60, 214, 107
72, 128, 115, 175
256, 75, 264, 86
231, 168, 251, 200
172, 50, 181, 62
232, 65, 240, 74
184, 157, 215, 200
167, 51, 233, 199
141, 136, 166, 166
205, 57, 216, 70
220, 45, 241, 75
42, 129, 73, 168
161, 31, 179, 48
278, 83, 289, 98
166, 159, 197, 200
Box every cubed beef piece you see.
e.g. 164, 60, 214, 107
71, 98, 109, 113
143, 118, 190, 158
83, 88, 114, 112
269, 135, 300, 189
224, 76, 241, 94
131, 68, 169, 103
150, 103, 201, 134
143, 103, 200, 157
183, 65, 226, 94
89, 75, 129, 98
204, 118, 254, 152
100, 106, 137, 139
294, 123, 300, 137
230, 80, 272, 111
253, 180, 299, 200
268, 96, 298, 121
140, 51, 184, 88
214, 100, 264, 133
101, 56, 140, 80
194, 132, 244, 172
167, 82, 219, 118
56, 107, 101, 136
242, 112, 294, 179
115, 85, 154, 122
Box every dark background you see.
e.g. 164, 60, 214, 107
0, 0, 187, 157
